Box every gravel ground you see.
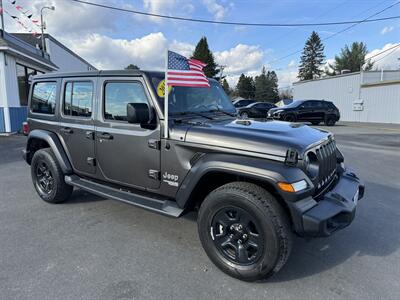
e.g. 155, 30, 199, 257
0, 122, 399, 300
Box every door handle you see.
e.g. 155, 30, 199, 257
99, 132, 113, 140
60, 127, 73, 134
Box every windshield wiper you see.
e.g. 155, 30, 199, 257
206, 104, 237, 117
171, 111, 214, 120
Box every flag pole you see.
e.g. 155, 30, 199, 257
0, 0, 5, 37
164, 49, 169, 139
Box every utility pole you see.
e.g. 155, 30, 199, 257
40, 6, 55, 55
218, 65, 226, 83
0, 0, 5, 37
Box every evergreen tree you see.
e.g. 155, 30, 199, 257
298, 31, 325, 80
329, 42, 373, 74
254, 66, 269, 101
236, 74, 255, 99
254, 67, 279, 102
125, 64, 140, 70
192, 37, 219, 78
222, 79, 230, 94
265, 70, 279, 101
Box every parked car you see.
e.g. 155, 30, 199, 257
268, 99, 340, 126
238, 102, 276, 118
23, 71, 363, 281
232, 99, 256, 108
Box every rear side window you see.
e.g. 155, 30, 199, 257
104, 82, 148, 121
64, 81, 93, 117
31, 82, 57, 114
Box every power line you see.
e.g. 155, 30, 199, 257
368, 43, 400, 62
266, 1, 400, 65
70, 0, 400, 27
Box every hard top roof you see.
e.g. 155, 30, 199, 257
33, 70, 164, 80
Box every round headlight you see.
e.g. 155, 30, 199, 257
305, 151, 319, 179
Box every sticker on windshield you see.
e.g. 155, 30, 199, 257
157, 79, 172, 98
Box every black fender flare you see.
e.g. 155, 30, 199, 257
26, 129, 72, 174
175, 153, 310, 209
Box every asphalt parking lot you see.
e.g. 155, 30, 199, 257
1, 122, 399, 300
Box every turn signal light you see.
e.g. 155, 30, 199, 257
277, 180, 308, 193
277, 182, 295, 193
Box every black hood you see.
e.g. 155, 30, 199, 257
183, 119, 330, 158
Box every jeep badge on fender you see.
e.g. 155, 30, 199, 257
23, 70, 364, 281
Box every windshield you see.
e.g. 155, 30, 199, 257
150, 74, 236, 115
283, 100, 304, 108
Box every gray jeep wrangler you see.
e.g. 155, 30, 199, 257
23, 70, 364, 281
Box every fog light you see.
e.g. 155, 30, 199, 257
278, 180, 308, 193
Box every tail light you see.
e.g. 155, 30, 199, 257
22, 122, 29, 136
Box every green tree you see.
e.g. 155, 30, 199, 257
191, 37, 219, 78
254, 67, 279, 102
298, 31, 325, 80
329, 42, 373, 74
125, 64, 140, 70
254, 66, 269, 101
222, 78, 230, 94
265, 70, 279, 101
236, 74, 255, 99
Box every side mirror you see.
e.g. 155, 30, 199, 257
127, 103, 150, 124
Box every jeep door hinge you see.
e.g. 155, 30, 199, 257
87, 157, 96, 166
148, 169, 160, 180
148, 139, 160, 150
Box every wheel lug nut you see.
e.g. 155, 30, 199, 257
238, 239, 242, 244
243, 234, 247, 239
229, 234, 234, 239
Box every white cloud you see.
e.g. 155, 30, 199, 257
68, 32, 168, 70
367, 43, 400, 70
142, 0, 194, 23
170, 41, 195, 58
3, 0, 120, 36
203, 0, 228, 21
215, 44, 264, 74
380, 26, 394, 35
288, 60, 296, 68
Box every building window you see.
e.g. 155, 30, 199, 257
104, 82, 149, 121
31, 82, 57, 114
63, 81, 93, 117
16, 64, 41, 106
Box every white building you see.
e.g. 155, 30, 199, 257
293, 71, 400, 124
0, 30, 96, 133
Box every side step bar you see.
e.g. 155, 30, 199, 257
65, 175, 184, 217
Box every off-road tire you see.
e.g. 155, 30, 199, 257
31, 148, 73, 203
198, 182, 292, 281
284, 114, 296, 122
324, 116, 336, 126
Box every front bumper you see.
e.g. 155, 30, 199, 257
289, 169, 364, 237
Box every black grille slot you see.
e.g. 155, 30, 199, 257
315, 139, 337, 193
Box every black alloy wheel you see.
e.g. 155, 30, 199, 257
31, 148, 73, 203
284, 114, 295, 122
35, 161, 54, 195
198, 182, 292, 281
240, 112, 249, 119
211, 206, 263, 265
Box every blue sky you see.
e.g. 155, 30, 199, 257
3, 0, 400, 87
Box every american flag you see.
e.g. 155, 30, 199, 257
166, 51, 210, 88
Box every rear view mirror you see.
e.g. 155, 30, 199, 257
127, 103, 150, 124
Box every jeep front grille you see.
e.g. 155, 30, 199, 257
315, 139, 337, 194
